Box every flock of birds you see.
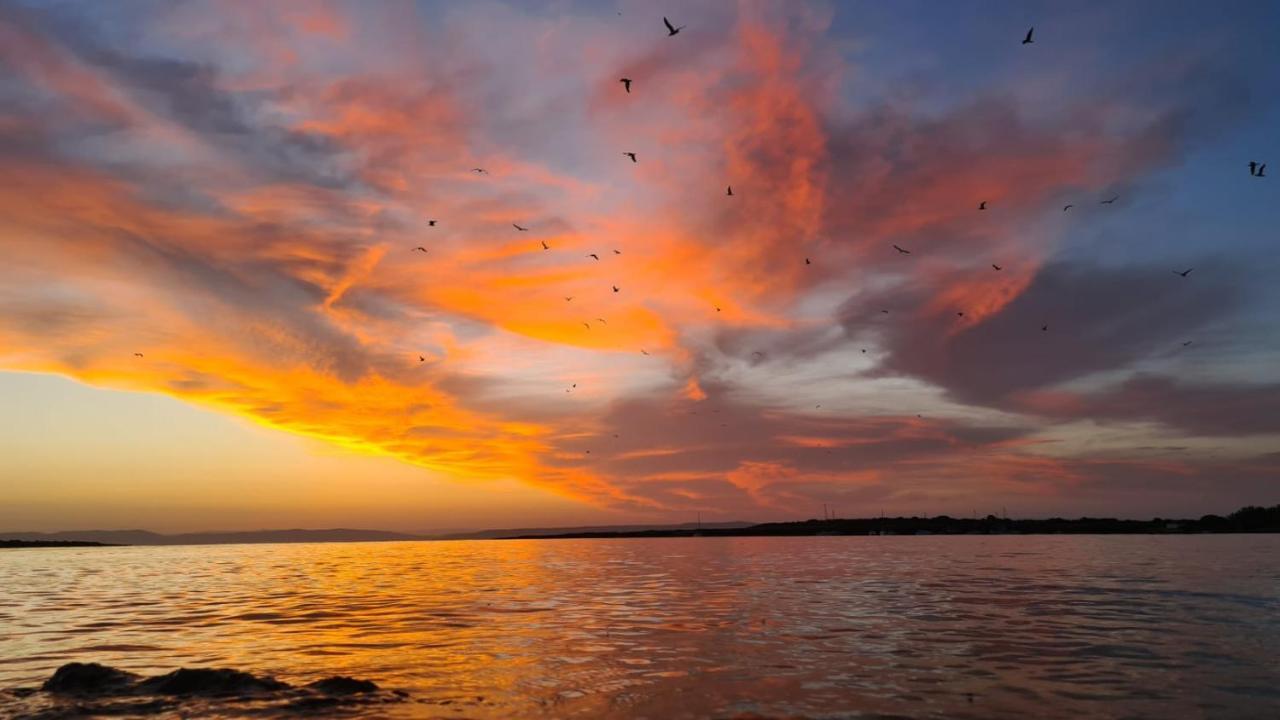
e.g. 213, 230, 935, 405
127, 17, 1268, 414
398, 18, 1269, 378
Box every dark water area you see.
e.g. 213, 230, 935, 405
2, 535, 1278, 718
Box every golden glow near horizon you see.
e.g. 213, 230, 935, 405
2, 1, 1278, 531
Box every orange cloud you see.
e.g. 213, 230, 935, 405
1, 0, 1241, 521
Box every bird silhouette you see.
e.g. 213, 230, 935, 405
861, 348, 867, 353
133, 352, 144, 358
428, 219, 438, 226
583, 322, 591, 330
1100, 195, 1118, 205
513, 223, 529, 232
1249, 161, 1258, 176
663, 16, 684, 36
471, 167, 487, 174
541, 240, 550, 250
588, 253, 599, 260
1258, 164, 1267, 177
1041, 324, 1048, 332
892, 244, 912, 255
419, 355, 426, 362
623, 152, 637, 163
726, 185, 734, 196
620, 77, 632, 93
1063, 204, 1073, 212
412, 246, 427, 253
751, 351, 764, 358
613, 249, 622, 255
1174, 268, 1193, 277
992, 264, 1002, 270
956, 311, 965, 317
881, 309, 890, 314
641, 349, 649, 355
1182, 340, 1193, 347
612, 285, 619, 293
715, 306, 722, 312
1022, 27, 1034, 44
565, 296, 574, 302
979, 201, 987, 210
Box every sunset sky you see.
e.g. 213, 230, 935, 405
2, 0, 1278, 533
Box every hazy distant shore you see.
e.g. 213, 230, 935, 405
4, 505, 1276, 548
0, 540, 118, 548
505, 505, 1280, 539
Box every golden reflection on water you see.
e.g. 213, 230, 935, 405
2, 536, 1279, 718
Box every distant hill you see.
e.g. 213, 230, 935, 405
0, 528, 426, 546
430, 521, 756, 540
0, 522, 756, 547
1, 539, 116, 548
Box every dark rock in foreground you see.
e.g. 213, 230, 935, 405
137, 667, 289, 696
41, 663, 139, 695
13, 662, 403, 718
306, 676, 379, 695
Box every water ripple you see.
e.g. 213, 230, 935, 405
2, 535, 1278, 719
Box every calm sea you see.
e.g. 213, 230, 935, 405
2, 535, 1278, 718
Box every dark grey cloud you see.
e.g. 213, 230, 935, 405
0, 1, 355, 191
841, 259, 1245, 406
1029, 374, 1280, 438
543, 380, 1031, 503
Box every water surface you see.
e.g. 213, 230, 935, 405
2, 535, 1278, 718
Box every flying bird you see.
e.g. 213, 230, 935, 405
588, 253, 599, 260
751, 351, 764, 358
1101, 195, 1119, 205
641, 349, 649, 355
1063, 204, 1073, 212
1041, 324, 1048, 332
513, 223, 529, 232
726, 185, 733, 196
612, 285, 620, 293
620, 77, 632, 93
1173, 268, 1193, 277
892, 244, 912, 255
1258, 164, 1267, 177
663, 16, 684, 36
428, 219, 438, 226
881, 309, 890, 314
412, 246, 428, 253
861, 348, 867, 353
471, 167, 487, 174
541, 240, 550, 250
1249, 161, 1258, 176
978, 201, 987, 210
805, 257, 811, 265
1022, 26, 1034, 44
992, 264, 1002, 270
715, 306, 722, 312
565, 296, 574, 302
133, 352, 144, 358
612, 249, 622, 255
583, 323, 591, 330
595, 318, 608, 327
1182, 340, 1193, 347
623, 152, 637, 163
419, 355, 426, 362
956, 311, 965, 317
